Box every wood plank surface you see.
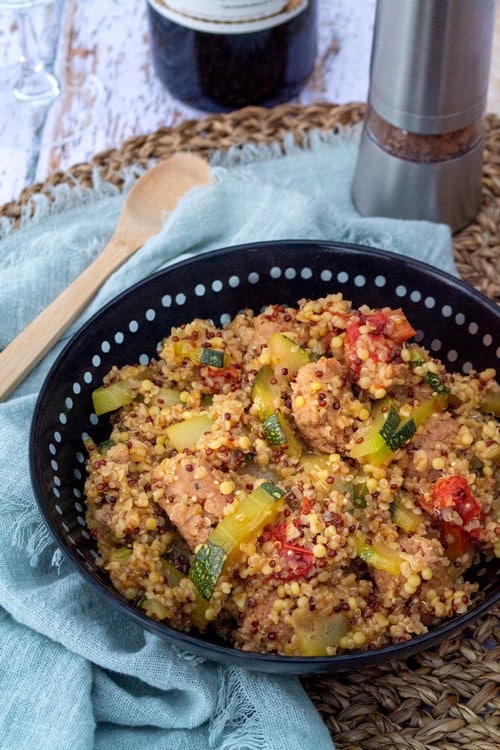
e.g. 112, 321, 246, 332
0, 0, 499, 206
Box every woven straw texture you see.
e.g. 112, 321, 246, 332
2, 102, 500, 303
2, 102, 499, 749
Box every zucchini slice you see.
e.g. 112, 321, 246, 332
98, 438, 116, 455
161, 559, 210, 632
409, 347, 449, 395
298, 453, 333, 498
390, 500, 421, 533
353, 393, 448, 467
350, 399, 400, 459
424, 371, 449, 395
154, 386, 183, 406
166, 415, 214, 451
108, 547, 133, 563
291, 611, 349, 656
199, 348, 226, 368
189, 481, 285, 600
174, 340, 227, 368
356, 533, 403, 575
251, 365, 282, 419
188, 542, 226, 604
262, 412, 303, 457
92, 379, 135, 415
141, 597, 170, 619
268, 333, 310, 378
479, 390, 500, 417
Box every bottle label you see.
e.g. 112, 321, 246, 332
148, 0, 308, 33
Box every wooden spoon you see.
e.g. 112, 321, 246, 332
0, 152, 211, 402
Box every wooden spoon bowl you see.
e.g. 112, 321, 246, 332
0, 153, 211, 401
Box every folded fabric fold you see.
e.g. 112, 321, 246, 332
0, 127, 454, 750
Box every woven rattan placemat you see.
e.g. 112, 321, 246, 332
2, 102, 499, 749
2, 102, 499, 304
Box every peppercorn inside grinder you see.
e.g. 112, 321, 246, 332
352, 0, 496, 233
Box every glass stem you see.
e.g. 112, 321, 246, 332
13, 8, 60, 103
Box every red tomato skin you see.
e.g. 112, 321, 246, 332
439, 522, 471, 561
432, 476, 481, 525
344, 308, 415, 377
264, 522, 314, 580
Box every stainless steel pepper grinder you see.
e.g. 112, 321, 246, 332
352, 0, 496, 232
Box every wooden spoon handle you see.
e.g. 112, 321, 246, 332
0, 235, 130, 402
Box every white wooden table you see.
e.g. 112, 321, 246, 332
1, 0, 499, 207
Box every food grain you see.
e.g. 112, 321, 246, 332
85, 294, 499, 656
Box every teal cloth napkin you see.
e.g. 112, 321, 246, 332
0, 127, 454, 750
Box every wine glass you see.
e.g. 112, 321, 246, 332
0, 0, 104, 187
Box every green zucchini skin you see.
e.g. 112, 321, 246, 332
189, 541, 227, 601
200, 348, 226, 368
188, 482, 285, 601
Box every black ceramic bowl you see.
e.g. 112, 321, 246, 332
30, 240, 500, 674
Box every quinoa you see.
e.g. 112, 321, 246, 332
84, 294, 500, 657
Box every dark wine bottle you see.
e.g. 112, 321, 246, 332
146, 1, 318, 112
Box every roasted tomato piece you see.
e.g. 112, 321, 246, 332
345, 308, 416, 377
376, 309, 416, 344
431, 476, 481, 525
265, 521, 314, 580
439, 522, 471, 561
200, 364, 242, 393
